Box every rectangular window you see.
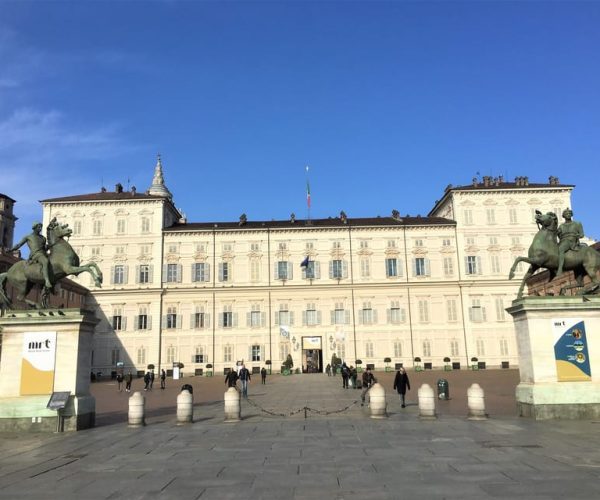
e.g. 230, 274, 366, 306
166, 263, 181, 283
511, 236, 521, 246
111, 348, 120, 366
446, 298, 457, 322
223, 345, 232, 363
139, 265, 150, 284
303, 260, 317, 280
166, 306, 178, 329
422, 340, 431, 357
486, 208, 496, 224
393, 341, 402, 357
141, 217, 150, 233
219, 262, 230, 282
361, 302, 373, 325
418, 299, 429, 323
73, 220, 82, 235
365, 342, 374, 358
137, 347, 146, 365
117, 219, 126, 234
277, 309, 290, 326
359, 240, 368, 249
250, 243, 260, 252
305, 303, 318, 326
442, 239, 451, 247
223, 311, 233, 327
93, 220, 103, 236
250, 307, 262, 327
495, 297, 506, 321
450, 340, 459, 357
469, 298, 487, 323
500, 338, 509, 356
443, 257, 454, 276
387, 240, 396, 248
360, 258, 370, 278
192, 262, 210, 282
138, 313, 148, 330
331, 259, 344, 279
465, 256, 480, 275
414, 239, 423, 247
333, 303, 346, 325
223, 243, 232, 252
414, 258, 428, 276
113, 265, 127, 285
476, 339, 485, 356
112, 308, 123, 331
276, 261, 290, 280
194, 312, 206, 329
490, 255, 501, 274
386, 258, 398, 277
489, 236, 498, 246
250, 260, 260, 282
251, 345, 261, 362
464, 210, 473, 225
509, 208, 518, 224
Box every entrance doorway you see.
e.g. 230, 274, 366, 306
302, 336, 323, 373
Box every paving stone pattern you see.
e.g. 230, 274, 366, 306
1, 371, 599, 499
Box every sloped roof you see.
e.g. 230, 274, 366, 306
41, 192, 167, 203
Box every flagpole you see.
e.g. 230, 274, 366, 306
305, 165, 311, 223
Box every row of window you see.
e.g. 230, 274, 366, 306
462, 206, 563, 226
74, 217, 153, 236
109, 335, 511, 367
109, 255, 522, 285
109, 297, 507, 332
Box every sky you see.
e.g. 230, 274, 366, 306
1, 0, 600, 244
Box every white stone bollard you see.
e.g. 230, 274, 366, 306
177, 389, 193, 424
418, 383, 437, 419
224, 387, 241, 422
128, 391, 146, 427
467, 383, 488, 420
369, 383, 387, 419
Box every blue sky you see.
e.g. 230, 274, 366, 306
2, 1, 599, 243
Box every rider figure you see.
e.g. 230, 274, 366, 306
557, 208, 584, 277
10, 222, 52, 289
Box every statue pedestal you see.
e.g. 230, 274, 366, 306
507, 297, 600, 420
0, 309, 99, 431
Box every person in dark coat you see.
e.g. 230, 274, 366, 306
225, 368, 238, 388
341, 362, 350, 389
361, 367, 376, 404
393, 367, 411, 408
116, 372, 124, 391
143, 371, 151, 391
125, 371, 133, 392
260, 367, 267, 385
160, 369, 166, 389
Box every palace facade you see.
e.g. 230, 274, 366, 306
40, 159, 574, 375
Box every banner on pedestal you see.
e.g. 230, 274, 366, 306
20, 332, 57, 395
553, 319, 591, 382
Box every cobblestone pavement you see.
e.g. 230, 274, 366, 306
1, 370, 599, 499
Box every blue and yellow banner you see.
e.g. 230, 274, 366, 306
553, 319, 591, 382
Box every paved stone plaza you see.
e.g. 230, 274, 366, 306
0, 371, 599, 499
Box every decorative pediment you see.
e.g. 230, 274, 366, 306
487, 245, 501, 252
137, 254, 152, 263
505, 199, 520, 206
465, 245, 479, 253
330, 249, 345, 259
357, 248, 373, 257
482, 199, 498, 206
527, 198, 542, 206
114, 209, 129, 216
221, 251, 235, 260
247, 252, 262, 260
72, 211, 84, 218
165, 253, 180, 263
194, 251, 208, 260
138, 209, 154, 215
412, 247, 428, 256
384, 248, 399, 257
440, 246, 455, 254
113, 253, 128, 263
549, 198, 563, 205
459, 200, 476, 206
90, 210, 104, 218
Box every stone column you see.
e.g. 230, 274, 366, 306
177, 389, 193, 424
128, 391, 146, 427
369, 383, 387, 418
467, 383, 487, 420
418, 383, 437, 419
224, 387, 241, 422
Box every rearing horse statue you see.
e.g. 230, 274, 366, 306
509, 210, 600, 298
0, 221, 103, 312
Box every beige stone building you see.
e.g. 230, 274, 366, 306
41, 160, 574, 375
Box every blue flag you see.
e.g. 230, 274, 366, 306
300, 256, 309, 267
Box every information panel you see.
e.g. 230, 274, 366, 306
20, 331, 57, 395
553, 318, 591, 382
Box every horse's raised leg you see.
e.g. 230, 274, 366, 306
509, 257, 534, 280
62, 264, 102, 287
516, 264, 538, 299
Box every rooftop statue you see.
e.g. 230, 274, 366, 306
0, 218, 103, 312
509, 209, 600, 298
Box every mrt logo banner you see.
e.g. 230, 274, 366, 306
553, 319, 591, 382
20, 332, 57, 395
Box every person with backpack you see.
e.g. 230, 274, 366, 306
225, 368, 238, 388
361, 367, 376, 405
239, 365, 251, 398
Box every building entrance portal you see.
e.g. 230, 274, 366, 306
302, 336, 323, 373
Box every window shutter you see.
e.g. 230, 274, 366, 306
248, 346, 253, 360
329, 261, 334, 279
218, 263, 224, 282
482, 306, 487, 321
162, 264, 168, 283
190, 313, 196, 328
147, 315, 152, 330
425, 259, 431, 276
401, 309, 406, 322
122, 316, 127, 331
218, 314, 223, 327
177, 315, 183, 329
123, 265, 129, 284
468, 307, 474, 321
317, 311, 322, 325
477, 256, 483, 275
110, 266, 115, 285
464, 257, 469, 274
358, 310, 363, 325
398, 260, 404, 277
191, 263, 197, 282
289, 311, 294, 326
177, 264, 182, 282
345, 310, 350, 324
342, 261, 348, 278
261, 312, 266, 327
302, 266, 307, 279
161, 316, 167, 329
274, 311, 279, 325
373, 310, 378, 324
315, 261, 321, 279
287, 262, 293, 280
233, 313, 238, 327
135, 265, 140, 284
330, 310, 335, 325
273, 262, 279, 280
302, 311, 307, 326
109, 316, 114, 330
412, 259, 417, 277
261, 345, 265, 362
148, 265, 154, 283
134, 315, 139, 330
386, 308, 391, 324
205, 314, 210, 328
204, 263, 210, 282
246, 312, 251, 327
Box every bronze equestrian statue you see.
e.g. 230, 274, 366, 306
509, 210, 600, 299
0, 218, 103, 312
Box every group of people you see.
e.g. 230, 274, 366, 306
225, 364, 268, 398
115, 369, 166, 392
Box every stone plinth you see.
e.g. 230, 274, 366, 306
507, 296, 600, 420
0, 309, 99, 431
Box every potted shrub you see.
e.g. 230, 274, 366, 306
147, 364, 155, 371
470, 357, 479, 371
443, 357, 451, 371
384, 357, 392, 372
282, 354, 293, 375
414, 356, 422, 371
355, 359, 363, 373
206, 363, 213, 377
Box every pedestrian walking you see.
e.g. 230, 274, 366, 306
225, 368, 238, 388
260, 367, 267, 385
239, 365, 251, 398
350, 366, 358, 389
361, 367, 376, 405
325, 363, 331, 376
341, 362, 350, 389
143, 371, 151, 391
149, 370, 155, 389
393, 366, 411, 408
160, 369, 166, 390
125, 371, 133, 392
116, 372, 124, 391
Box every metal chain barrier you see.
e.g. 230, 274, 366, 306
244, 397, 360, 418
